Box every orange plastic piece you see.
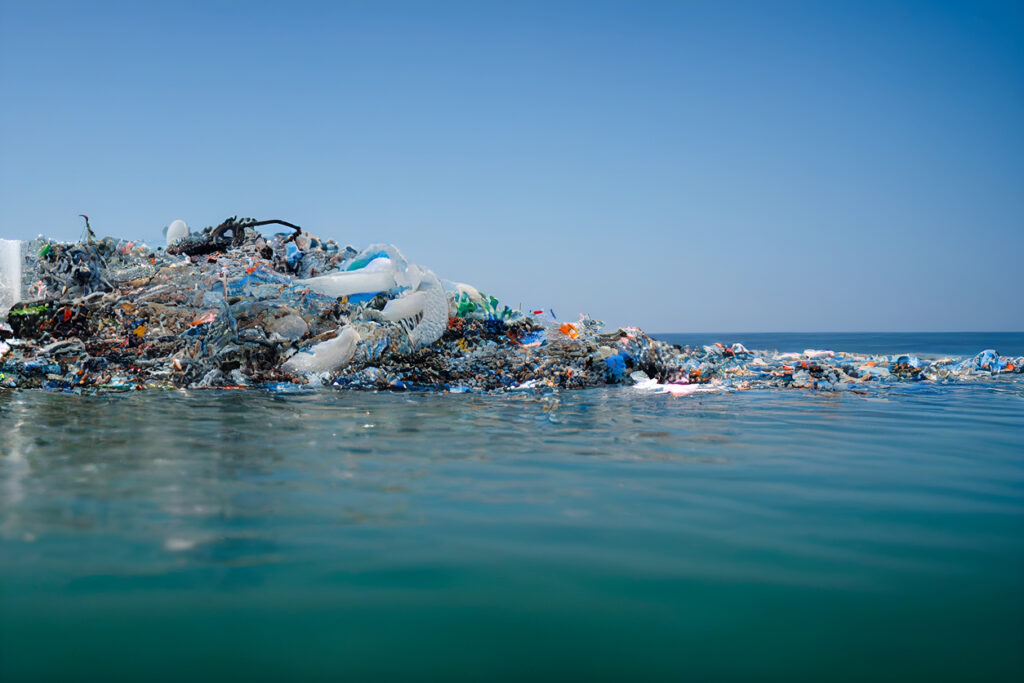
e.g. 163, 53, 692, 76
190, 310, 218, 326
559, 323, 578, 339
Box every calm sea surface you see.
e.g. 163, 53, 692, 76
2, 333, 1023, 681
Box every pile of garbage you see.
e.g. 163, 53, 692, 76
1, 218, 1021, 395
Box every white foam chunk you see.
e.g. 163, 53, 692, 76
165, 220, 190, 246
380, 290, 427, 322
296, 268, 398, 299
408, 275, 448, 348
282, 326, 360, 374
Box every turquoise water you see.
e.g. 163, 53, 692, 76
2, 334, 1023, 681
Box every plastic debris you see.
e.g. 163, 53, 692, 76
1, 217, 1022, 396
0, 239, 22, 315
282, 326, 359, 374
164, 219, 190, 247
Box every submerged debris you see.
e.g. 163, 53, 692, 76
0, 219, 1021, 395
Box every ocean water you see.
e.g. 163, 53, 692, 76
1, 334, 1023, 682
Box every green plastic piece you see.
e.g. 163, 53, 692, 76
456, 293, 478, 318
9, 304, 49, 318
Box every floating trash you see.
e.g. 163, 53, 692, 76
1, 216, 1021, 395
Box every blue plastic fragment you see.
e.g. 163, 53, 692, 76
346, 292, 381, 304
519, 330, 545, 346
346, 251, 390, 271
285, 242, 303, 271
262, 382, 313, 394
21, 360, 62, 375
604, 354, 627, 382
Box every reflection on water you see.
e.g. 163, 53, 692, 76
2, 384, 1023, 681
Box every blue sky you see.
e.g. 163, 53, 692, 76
1, 0, 1021, 331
